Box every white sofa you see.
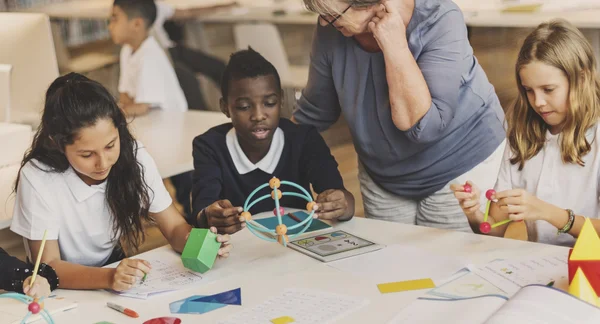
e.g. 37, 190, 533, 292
0, 123, 32, 229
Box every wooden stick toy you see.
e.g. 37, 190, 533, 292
30, 230, 48, 288
463, 184, 512, 234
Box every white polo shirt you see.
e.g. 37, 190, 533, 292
494, 124, 600, 246
225, 127, 285, 175
10, 143, 172, 267
152, 1, 176, 49
118, 35, 188, 112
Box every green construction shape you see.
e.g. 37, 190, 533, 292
181, 228, 221, 273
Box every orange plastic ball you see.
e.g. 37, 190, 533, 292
276, 224, 288, 235
269, 177, 281, 189
271, 189, 282, 200
306, 201, 317, 212
241, 211, 252, 221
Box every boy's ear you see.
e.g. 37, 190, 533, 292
132, 17, 146, 30
219, 98, 230, 118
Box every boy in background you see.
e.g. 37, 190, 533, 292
109, 0, 187, 116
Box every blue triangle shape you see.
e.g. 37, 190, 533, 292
191, 288, 242, 306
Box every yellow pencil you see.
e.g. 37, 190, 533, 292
30, 230, 48, 288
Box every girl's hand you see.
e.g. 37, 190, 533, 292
368, 0, 408, 51
495, 189, 544, 221
450, 181, 484, 222
23, 276, 51, 298
110, 258, 151, 292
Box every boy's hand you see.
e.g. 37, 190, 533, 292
450, 181, 484, 222
204, 200, 246, 234
315, 189, 351, 220
23, 276, 51, 298
110, 259, 151, 292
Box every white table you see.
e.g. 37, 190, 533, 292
128, 110, 230, 178
49, 217, 567, 323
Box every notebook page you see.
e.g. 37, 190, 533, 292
485, 285, 600, 324
387, 295, 507, 324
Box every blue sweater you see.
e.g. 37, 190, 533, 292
293, 0, 505, 198
191, 118, 345, 227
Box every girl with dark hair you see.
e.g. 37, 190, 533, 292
10, 73, 231, 292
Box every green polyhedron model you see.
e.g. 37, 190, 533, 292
181, 228, 221, 273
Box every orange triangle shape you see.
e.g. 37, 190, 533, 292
571, 218, 600, 260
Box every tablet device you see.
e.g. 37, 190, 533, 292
288, 230, 384, 262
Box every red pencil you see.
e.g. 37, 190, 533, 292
288, 213, 302, 223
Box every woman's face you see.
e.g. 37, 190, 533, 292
319, 1, 381, 37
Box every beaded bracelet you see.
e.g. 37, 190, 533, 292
7, 263, 59, 294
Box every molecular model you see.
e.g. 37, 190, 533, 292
242, 177, 316, 247
0, 293, 54, 324
463, 183, 512, 234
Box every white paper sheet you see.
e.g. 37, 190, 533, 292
104, 248, 204, 299
219, 288, 369, 324
468, 249, 569, 296
0, 295, 77, 324
428, 268, 508, 299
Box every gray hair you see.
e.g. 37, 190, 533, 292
303, 0, 380, 16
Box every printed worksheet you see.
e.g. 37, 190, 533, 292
468, 249, 569, 296
104, 249, 204, 299
218, 288, 369, 324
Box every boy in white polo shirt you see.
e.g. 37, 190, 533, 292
109, 0, 187, 116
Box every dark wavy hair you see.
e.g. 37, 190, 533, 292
15, 73, 151, 251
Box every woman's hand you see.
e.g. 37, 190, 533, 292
368, 0, 408, 51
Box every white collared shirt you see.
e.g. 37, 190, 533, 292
495, 125, 600, 246
10, 143, 172, 266
118, 35, 187, 112
225, 127, 284, 175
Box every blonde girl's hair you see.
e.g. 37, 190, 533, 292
507, 18, 600, 170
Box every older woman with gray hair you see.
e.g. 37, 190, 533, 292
293, 0, 506, 232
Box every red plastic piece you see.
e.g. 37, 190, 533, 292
28, 302, 40, 314
568, 249, 600, 295
479, 222, 491, 234
485, 189, 496, 201
143, 317, 182, 324
273, 207, 285, 216
463, 183, 472, 193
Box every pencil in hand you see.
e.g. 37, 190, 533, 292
30, 230, 48, 288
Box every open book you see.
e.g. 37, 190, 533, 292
388, 284, 600, 324
0, 295, 77, 324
